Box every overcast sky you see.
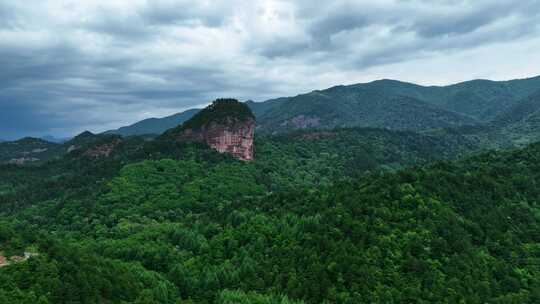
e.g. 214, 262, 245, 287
2, 0, 540, 139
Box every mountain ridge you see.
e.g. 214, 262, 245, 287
104, 109, 201, 137
104, 74, 540, 137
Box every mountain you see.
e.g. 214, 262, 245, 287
106, 75, 540, 136
493, 89, 540, 127
356, 76, 540, 121
489, 89, 540, 145
0, 131, 139, 165
64, 130, 101, 147
104, 109, 200, 136
250, 85, 478, 133
416, 76, 540, 121
162, 99, 255, 161
40, 135, 69, 143
251, 75, 540, 133
0, 137, 62, 164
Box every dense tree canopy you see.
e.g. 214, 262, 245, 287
0, 129, 539, 303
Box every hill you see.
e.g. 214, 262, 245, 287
0, 131, 142, 165
40, 135, 69, 143
0, 137, 62, 164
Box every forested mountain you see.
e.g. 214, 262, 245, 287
0, 123, 539, 303
489, 90, 540, 145
101, 75, 540, 137
251, 86, 478, 133
251, 75, 540, 133
0, 137, 63, 164
428, 90, 540, 149
104, 109, 200, 137
40, 136, 69, 144
7, 76, 539, 163
419, 76, 540, 121
0, 131, 132, 165
492, 90, 540, 127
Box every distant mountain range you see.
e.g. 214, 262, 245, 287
0, 131, 123, 164
0, 137, 64, 164
4, 74, 540, 163
41, 135, 69, 143
105, 75, 540, 136
104, 109, 200, 137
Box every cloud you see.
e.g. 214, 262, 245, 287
0, 0, 540, 139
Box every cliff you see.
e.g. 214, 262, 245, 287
163, 99, 255, 161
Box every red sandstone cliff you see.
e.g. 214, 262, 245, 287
177, 117, 255, 161
165, 99, 256, 161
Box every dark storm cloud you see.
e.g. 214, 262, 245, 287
1, 0, 540, 139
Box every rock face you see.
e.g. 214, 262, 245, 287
83, 138, 122, 158
179, 118, 255, 161
165, 99, 256, 161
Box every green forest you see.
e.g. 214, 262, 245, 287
1, 125, 539, 303
3, 2, 540, 303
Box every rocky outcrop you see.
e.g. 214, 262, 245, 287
178, 118, 255, 161
165, 99, 256, 161
83, 138, 122, 158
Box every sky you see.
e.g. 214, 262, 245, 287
1, 0, 540, 140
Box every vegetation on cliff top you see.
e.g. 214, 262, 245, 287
175, 99, 254, 132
